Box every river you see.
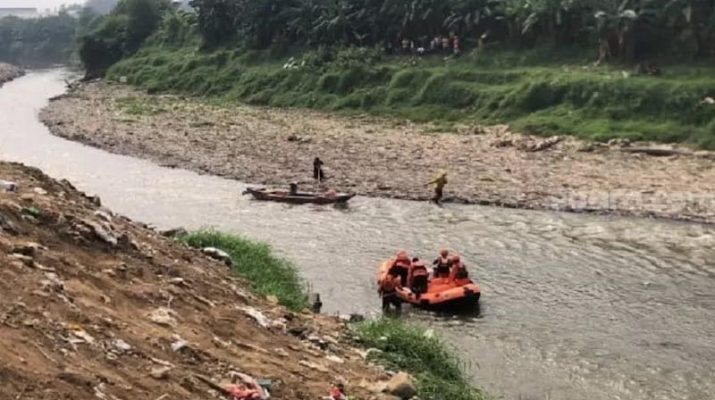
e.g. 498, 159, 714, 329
1, 69, 714, 400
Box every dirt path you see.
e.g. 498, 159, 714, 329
0, 63, 23, 86
0, 161, 389, 399
41, 81, 715, 224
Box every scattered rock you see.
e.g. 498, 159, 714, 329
148, 307, 178, 327
523, 135, 563, 152
620, 147, 687, 157
576, 142, 596, 152
240, 306, 271, 329
266, 295, 279, 305
12, 242, 45, 257
384, 372, 417, 399
33, 187, 48, 195
202, 247, 233, 267
273, 348, 290, 358
150, 366, 172, 380
84, 220, 118, 246
326, 354, 345, 364
298, 360, 329, 373
112, 339, 132, 353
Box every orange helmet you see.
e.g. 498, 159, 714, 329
440, 249, 449, 257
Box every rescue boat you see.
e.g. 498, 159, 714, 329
377, 260, 480, 309
243, 187, 355, 205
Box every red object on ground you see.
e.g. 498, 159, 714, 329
226, 384, 261, 400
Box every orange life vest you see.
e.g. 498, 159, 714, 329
379, 275, 400, 294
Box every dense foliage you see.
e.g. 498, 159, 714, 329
0, 11, 80, 66
79, 0, 171, 78
183, 0, 715, 61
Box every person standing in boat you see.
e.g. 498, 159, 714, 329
449, 254, 469, 283
433, 249, 452, 278
410, 258, 429, 298
426, 171, 447, 203
313, 157, 325, 182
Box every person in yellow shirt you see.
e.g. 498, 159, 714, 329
426, 171, 447, 203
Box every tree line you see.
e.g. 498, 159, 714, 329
80, 0, 715, 76
0, 10, 80, 66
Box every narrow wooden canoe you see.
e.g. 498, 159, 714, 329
243, 187, 355, 204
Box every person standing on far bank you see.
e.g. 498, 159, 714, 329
313, 157, 325, 182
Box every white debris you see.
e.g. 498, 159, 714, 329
239, 306, 271, 329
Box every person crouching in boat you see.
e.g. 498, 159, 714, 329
448, 254, 470, 284
432, 249, 452, 278
378, 272, 402, 315
409, 258, 429, 298
389, 250, 411, 286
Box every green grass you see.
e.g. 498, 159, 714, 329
352, 319, 489, 400
178, 230, 308, 311
106, 44, 715, 149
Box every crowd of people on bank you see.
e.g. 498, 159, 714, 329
386, 33, 462, 56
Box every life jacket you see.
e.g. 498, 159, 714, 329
435, 256, 450, 268
449, 262, 468, 281
411, 262, 428, 277
379, 275, 400, 294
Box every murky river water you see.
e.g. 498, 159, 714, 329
1, 70, 714, 400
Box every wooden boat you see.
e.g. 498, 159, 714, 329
377, 259, 480, 309
243, 187, 355, 205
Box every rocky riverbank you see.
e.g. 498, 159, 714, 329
0, 161, 417, 399
41, 81, 715, 224
0, 62, 24, 86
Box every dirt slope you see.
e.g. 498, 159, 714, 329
0, 161, 384, 400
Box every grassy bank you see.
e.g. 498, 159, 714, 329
353, 319, 489, 400
179, 231, 486, 399
108, 45, 715, 149
178, 230, 309, 311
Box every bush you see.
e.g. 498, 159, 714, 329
352, 319, 489, 400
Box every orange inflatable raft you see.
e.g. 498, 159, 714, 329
377, 260, 480, 308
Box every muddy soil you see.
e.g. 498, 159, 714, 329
41, 82, 715, 224
0, 161, 387, 400
0, 63, 23, 86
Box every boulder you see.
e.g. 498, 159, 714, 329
384, 372, 417, 399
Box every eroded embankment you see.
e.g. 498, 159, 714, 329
0, 160, 398, 399
41, 81, 715, 224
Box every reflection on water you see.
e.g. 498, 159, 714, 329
1, 70, 714, 400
